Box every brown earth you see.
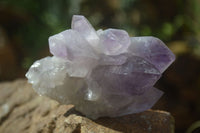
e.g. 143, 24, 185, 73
0, 79, 175, 133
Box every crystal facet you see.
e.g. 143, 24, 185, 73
72, 15, 100, 51
99, 28, 131, 55
26, 15, 175, 119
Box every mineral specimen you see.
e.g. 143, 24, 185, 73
26, 15, 175, 119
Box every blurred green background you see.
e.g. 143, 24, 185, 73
0, 0, 200, 132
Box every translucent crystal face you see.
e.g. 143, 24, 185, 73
26, 15, 175, 119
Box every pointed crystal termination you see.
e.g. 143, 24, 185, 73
99, 28, 131, 55
129, 37, 175, 73
71, 15, 100, 52
26, 15, 175, 119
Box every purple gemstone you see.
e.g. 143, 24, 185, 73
99, 28, 131, 55
129, 37, 175, 72
49, 29, 98, 60
71, 15, 100, 50
26, 15, 175, 119
91, 55, 161, 96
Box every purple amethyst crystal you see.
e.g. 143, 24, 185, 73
25, 15, 175, 119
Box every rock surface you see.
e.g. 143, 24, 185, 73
0, 79, 175, 133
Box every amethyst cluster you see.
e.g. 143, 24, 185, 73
26, 15, 175, 119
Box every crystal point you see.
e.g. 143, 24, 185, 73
99, 28, 131, 55
129, 37, 175, 72
72, 15, 100, 51
26, 15, 175, 119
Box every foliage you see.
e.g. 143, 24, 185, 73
1, 0, 200, 67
